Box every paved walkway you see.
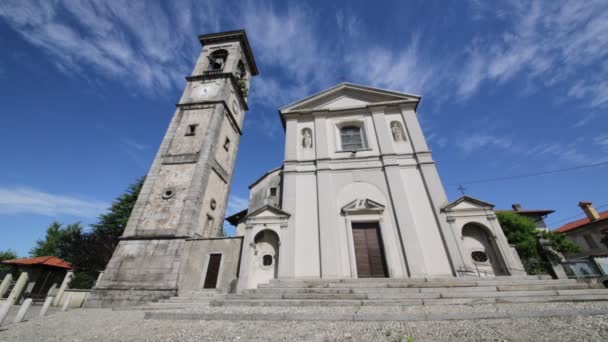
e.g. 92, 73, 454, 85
1, 302, 608, 341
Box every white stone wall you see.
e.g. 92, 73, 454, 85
280, 89, 459, 279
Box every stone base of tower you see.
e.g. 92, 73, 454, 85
85, 238, 184, 307
85, 236, 245, 307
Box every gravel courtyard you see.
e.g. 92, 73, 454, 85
2, 303, 608, 341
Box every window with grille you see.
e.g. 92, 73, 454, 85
340, 125, 365, 150
471, 251, 488, 263
262, 254, 273, 266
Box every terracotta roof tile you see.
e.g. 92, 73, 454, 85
555, 210, 608, 233
1, 256, 72, 269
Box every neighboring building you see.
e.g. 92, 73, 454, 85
555, 202, 608, 259
1, 256, 71, 302
555, 202, 608, 279
87, 30, 527, 307
496, 204, 554, 232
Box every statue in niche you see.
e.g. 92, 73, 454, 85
302, 128, 313, 149
391, 121, 405, 142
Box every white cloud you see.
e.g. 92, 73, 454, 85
458, 0, 608, 108
458, 134, 514, 154
345, 34, 437, 96
0, 187, 108, 218
594, 134, 608, 147
457, 132, 598, 165
0, 0, 219, 95
227, 194, 249, 215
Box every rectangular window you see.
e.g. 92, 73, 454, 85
340, 125, 366, 151
584, 234, 598, 249
185, 124, 198, 136
269, 187, 277, 196
223, 137, 231, 151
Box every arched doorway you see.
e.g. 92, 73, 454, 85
253, 230, 279, 284
462, 223, 505, 276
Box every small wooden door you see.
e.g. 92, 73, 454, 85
203, 254, 222, 289
352, 222, 388, 278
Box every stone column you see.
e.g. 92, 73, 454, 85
369, 106, 395, 155
0, 274, 12, 297
236, 225, 254, 292
61, 293, 73, 311
13, 298, 32, 323
0, 302, 12, 326
6, 272, 28, 305
53, 271, 73, 307
280, 169, 297, 279
317, 164, 342, 278
40, 296, 54, 317
400, 105, 465, 276
383, 164, 427, 277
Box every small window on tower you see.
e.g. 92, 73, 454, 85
269, 187, 277, 197
223, 138, 231, 151
186, 124, 198, 136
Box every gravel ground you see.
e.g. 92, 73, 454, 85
1, 306, 608, 341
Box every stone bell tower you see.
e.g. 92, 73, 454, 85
87, 30, 258, 307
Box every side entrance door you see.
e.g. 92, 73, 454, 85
352, 222, 388, 278
203, 253, 222, 289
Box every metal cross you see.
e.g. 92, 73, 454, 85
457, 185, 466, 196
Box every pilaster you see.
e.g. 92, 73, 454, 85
400, 104, 464, 276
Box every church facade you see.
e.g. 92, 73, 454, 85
231, 83, 526, 291
87, 30, 525, 307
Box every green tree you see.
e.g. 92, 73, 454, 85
497, 212, 580, 274
0, 249, 18, 277
30, 221, 63, 257
89, 177, 144, 268
57, 178, 144, 288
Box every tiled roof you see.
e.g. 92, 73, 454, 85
1, 256, 72, 269
555, 210, 608, 233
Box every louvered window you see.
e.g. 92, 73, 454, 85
340, 126, 365, 150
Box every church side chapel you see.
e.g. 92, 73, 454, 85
86, 30, 526, 307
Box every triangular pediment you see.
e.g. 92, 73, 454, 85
280, 83, 420, 114
246, 205, 290, 219
442, 196, 495, 212
342, 198, 385, 215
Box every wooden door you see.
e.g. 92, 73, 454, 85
203, 254, 222, 289
352, 222, 388, 278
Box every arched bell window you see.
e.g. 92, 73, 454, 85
236, 60, 247, 80
207, 49, 228, 71
340, 125, 366, 150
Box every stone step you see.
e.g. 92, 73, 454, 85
496, 283, 591, 291
143, 306, 608, 322
259, 279, 578, 289
253, 284, 589, 295
225, 288, 608, 302
212, 293, 608, 307
268, 275, 553, 283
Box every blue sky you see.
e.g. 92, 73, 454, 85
1, 0, 607, 257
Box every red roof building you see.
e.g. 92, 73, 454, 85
2, 256, 72, 269
555, 210, 608, 234
555, 202, 608, 259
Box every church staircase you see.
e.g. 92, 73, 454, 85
117, 276, 608, 323
213, 276, 608, 307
